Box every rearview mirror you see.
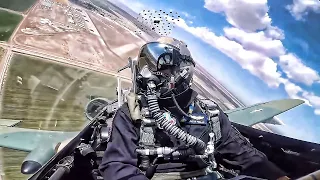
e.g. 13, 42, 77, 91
85, 98, 110, 121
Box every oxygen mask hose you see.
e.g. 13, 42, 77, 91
146, 81, 206, 154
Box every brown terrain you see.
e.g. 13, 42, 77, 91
12, 1, 148, 78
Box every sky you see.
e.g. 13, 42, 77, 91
108, 0, 320, 143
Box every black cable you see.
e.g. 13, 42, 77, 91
146, 84, 206, 154
171, 93, 192, 119
145, 157, 160, 179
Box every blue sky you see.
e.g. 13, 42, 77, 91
109, 0, 320, 143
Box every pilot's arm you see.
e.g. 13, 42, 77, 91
216, 107, 289, 180
99, 105, 148, 180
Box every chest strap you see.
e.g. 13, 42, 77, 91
195, 98, 222, 143
207, 110, 222, 144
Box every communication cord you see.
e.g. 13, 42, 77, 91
146, 81, 206, 154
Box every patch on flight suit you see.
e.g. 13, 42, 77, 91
182, 113, 208, 125
181, 102, 208, 125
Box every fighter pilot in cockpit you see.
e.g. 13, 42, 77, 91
99, 37, 290, 180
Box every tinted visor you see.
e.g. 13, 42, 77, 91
138, 42, 195, 73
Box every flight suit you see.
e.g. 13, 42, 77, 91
98, 89, 286, 180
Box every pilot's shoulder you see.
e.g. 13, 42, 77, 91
195, 95, 228, 119
195, 94, 219, 110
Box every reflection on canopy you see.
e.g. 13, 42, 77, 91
0, 53, 131, 132
0, 53, 132, 180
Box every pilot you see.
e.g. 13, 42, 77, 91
99, 37, 290, 180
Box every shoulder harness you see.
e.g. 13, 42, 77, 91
194, 97, 222, 144
125, 92, 223, 147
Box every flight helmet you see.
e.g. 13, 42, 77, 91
136, 37, 195, 97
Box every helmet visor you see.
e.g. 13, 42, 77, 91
138, 42, 195, 73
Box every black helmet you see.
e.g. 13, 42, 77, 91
136, 37, 195, 97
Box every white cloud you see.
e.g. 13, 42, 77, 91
303, 92, 320, 107
175, 17, 320, 115
202, 0, 320, 116
204, 0, 272, 32
280, 78, 312, 106
280, 78, 302, 98
181, 11, 196, 19
302, 92, 320, 114
265, 26, 285, 40
175, 18, 282, 88
279, 53, 320, 86
202, 0, 320, 86
315, 109, 320, 115
286, 0, 320, 20
279, 81, 320, 115
223, 27, 286, 57
282, 80, 320, 116
279, 79, 320, 117
109, 0, 146, 13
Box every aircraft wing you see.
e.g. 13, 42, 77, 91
0, 126, 78, 174
0, 126, 76, 152
224, 99, 304, 126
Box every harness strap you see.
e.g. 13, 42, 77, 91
195, 98, 222, 143
208, 112, 222, 144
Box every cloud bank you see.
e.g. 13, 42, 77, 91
204, 0, 272, 32
286, 0, 320, 20
176, 0, 320, 115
